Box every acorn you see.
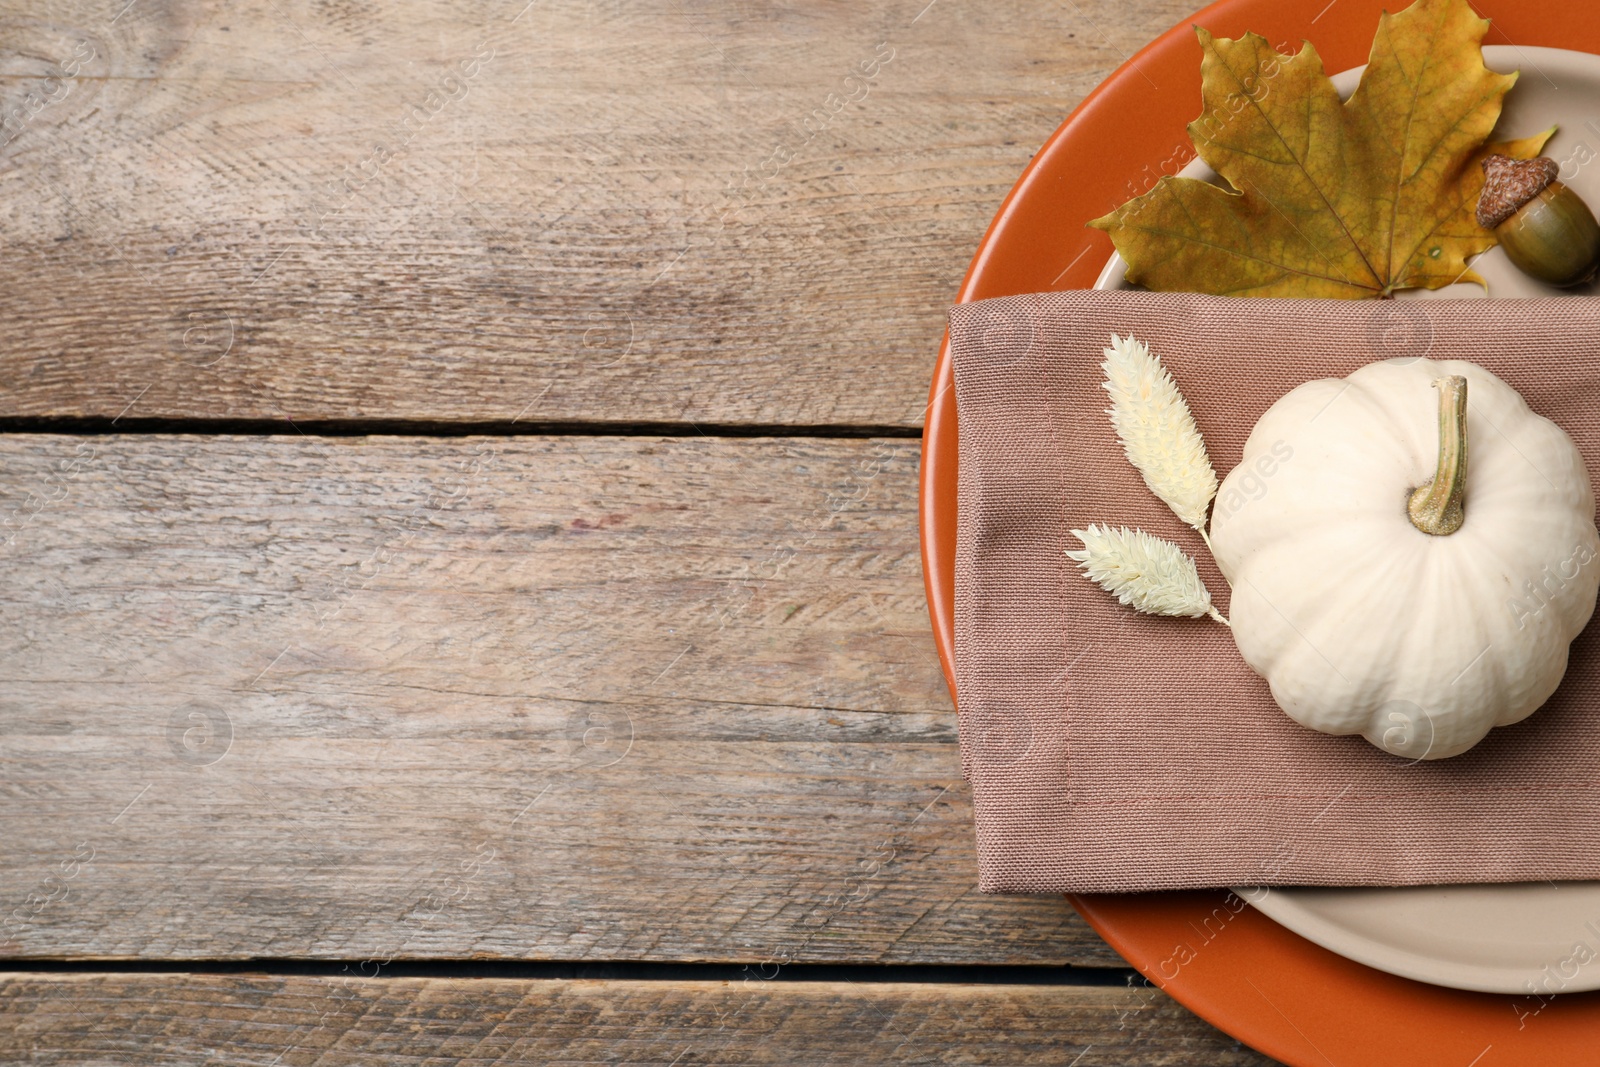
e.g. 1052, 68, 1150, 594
1477, 154, 1600, 288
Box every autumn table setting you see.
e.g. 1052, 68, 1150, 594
5, 0, 1600, 1065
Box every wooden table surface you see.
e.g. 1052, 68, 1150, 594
0, 1, 1281, 1062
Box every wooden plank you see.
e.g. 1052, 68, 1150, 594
0, 0, 1193, 427
0, 973, 1279, 1065
0, 433, 1119, 965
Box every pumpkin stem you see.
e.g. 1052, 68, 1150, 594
1408, 375, 1468, 536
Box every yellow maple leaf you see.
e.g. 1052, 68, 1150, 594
1090, 0, 1553, 299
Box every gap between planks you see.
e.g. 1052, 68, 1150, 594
0, 960, 1142, 986
0, 418, 926, 439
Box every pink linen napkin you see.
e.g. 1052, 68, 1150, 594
949, 289, 1600, 892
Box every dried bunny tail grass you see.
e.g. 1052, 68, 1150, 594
1101, 333, 1218, 537
1067, 525, 1228, 626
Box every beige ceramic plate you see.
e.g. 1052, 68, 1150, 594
1097, 45, 1600, 995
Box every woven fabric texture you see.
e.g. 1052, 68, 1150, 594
949, 289, 1600, 892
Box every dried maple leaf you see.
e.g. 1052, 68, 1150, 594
1090, 0, 1553, 299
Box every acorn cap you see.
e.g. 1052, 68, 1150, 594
1477, 155, 1561, 230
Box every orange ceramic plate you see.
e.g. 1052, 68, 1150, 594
919, 1, 1600, 1062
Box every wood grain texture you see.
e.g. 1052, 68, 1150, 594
0, 973, 1279, 1065
0, 433, 1123, 965
0, 0, 1193, 427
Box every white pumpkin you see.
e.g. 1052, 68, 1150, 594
1209, 357, 1600, 760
